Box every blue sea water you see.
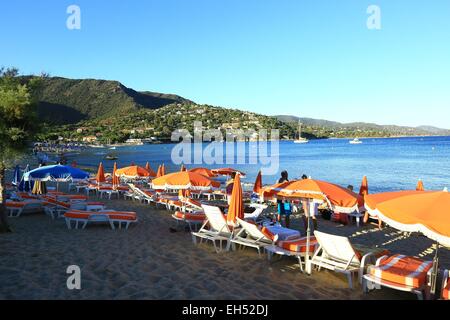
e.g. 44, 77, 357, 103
63, 136, 450, 193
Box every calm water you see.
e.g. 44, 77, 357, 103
62, 136, 450, 193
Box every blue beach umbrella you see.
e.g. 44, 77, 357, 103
23, 165, 89, 182
12, 165, 21, 186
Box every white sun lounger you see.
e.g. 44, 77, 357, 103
307, 230, 377, 288
191, 204, 233, 253
6, 200, 43, 218
230, 218, 276, 255
244, 203, 268, 222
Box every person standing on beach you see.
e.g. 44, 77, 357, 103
276, 171, 291, 228
226, 172, 236, 205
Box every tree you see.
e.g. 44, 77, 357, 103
0, 68, 40, 232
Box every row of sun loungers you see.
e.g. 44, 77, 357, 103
6, 190, 138, 231
187, 203, 448, 300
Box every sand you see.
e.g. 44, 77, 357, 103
0, 192, 448, 300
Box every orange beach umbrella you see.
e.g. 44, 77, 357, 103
145, 162, 157, 177
156, 165, 162, 178
112, 162, 119, 188
274, 179, 364, 213
253, 170, 262, 194
115, 166, 151, 179
188, 167, 217, 178
364, 190, 450, 247
227, 173, 244, 226
96, 162, 106, 183
151, 171, 220, 191
416, 179, 425, 191
364, 189, 450, 294
359, 176, 369, 196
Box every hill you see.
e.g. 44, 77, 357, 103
276, 115, 450, 137
25, 76, 192, 124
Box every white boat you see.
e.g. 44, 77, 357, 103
293, 121, 309, 144
349, 138, 363, 144
109, 146, 116, 150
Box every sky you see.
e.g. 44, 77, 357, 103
1, 0, 449, 128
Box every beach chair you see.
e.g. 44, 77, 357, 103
244, 203, 268, 222
172, 211, 206, 231
442, 269, 449, 300
307, 230, 388, 289
6, 200, 43, 217
191, 204, 233, 253
64, 210, 137, 230
230, 218, 276, 255
362, 254, 433, 300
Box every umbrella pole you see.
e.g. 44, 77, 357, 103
430, 242, 439, 297
305, 200, 311, 274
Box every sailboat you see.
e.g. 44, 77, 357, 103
349, 138, 363, 144
293, 121, 309, 144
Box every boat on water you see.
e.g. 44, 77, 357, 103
293, 121, 309, 144
105, 154, 118, 160
349, 138, 363, 144
109, 147, 117, 150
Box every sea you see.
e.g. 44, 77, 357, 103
38, 136, 450, 193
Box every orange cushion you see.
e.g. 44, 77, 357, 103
64, 210, 136, 221
174, 211, 206, 221
443, 278, 449, 300
6, 201, 26, 208
277, 237, 318, 253
260, 226, 276, 241
368, 254, 432, 288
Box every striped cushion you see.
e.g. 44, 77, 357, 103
174, 211, 206, 221
65, 210, 137, 221
368, 254, 432, 288
277, 237, 317, 253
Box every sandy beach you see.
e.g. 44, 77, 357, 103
1, 191, 448, 300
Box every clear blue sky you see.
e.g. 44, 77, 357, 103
1, 0, 449, 128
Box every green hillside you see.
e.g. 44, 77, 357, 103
27, 76, 192, 124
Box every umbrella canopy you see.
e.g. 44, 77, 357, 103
115, 166, 151, 179
151, 171, 221, 190
416, 179, 425, 191
359, 176, 369, 196
211, 168, 245, 177
12, 165, 21, 186
161, 164, 166, 176
365, 190, 450, 247
272, 179, 364, 213
188, 167, 217, 178
226, 173, 244, 225
112, 162, 120, 188
31, 180, 47, 195
96, 162, 106, 183
144, 162, 157, 177
23, 165, 89, 182
253, 170, 262, 193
